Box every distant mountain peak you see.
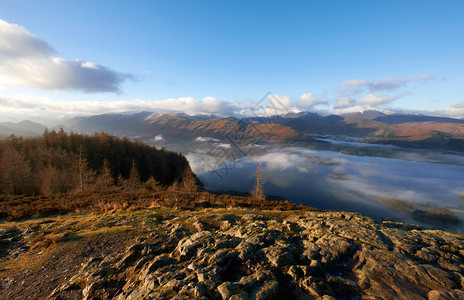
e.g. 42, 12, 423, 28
17, 120, 40, 126
0, 119, 46, 138
373, 113, 464, 124
145, 112, 193, 121
373, 108, 395, 115
282, 111, 322, 118
193, 113, 219, 119
340, 108, 395, 120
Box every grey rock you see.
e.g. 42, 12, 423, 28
44, 210, 464, 300
250, 280, 278, 300
217, 282, 239, 299
176, 231, 214, 258
428, 289, 464, 300
264, 246, 294, 267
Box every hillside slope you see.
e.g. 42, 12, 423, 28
0, 131, 191, 196
5, 111, 464, 153
0, 120, 46, 138
63, 112, 311, 144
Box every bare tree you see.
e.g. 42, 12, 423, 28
76, 145, 95, 193
145, 176, 162, 191
123, 160, 141, 191
180, 166, 198, 193
0, 146, 33, 195
95, 159, 114, 191
251, 162, 266, 201
40, 163, 58, 195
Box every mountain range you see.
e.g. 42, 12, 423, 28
4, 109, 464, 151
54, 112, 310, 144
0, 120, 46, 138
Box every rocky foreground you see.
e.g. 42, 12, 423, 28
1, 208, 464, 299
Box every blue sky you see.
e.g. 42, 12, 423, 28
0, 1, 463, 122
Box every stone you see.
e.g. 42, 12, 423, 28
264, 246, 294, 268
176, 231, 213, 258
217, 282, 239, 299
250, 280, 279, 300
428, 289, 464, 300
43, 210, 464, 300
143, 254, 175, 275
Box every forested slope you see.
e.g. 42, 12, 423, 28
0, 130, 191, 196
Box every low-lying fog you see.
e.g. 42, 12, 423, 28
185, 141, 464, 233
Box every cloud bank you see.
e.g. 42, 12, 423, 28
0, 94, 237, 120
443, 102, 464, 117
249, 152, 309, 173
339, 74, 433, 96
239, 74, 437, 118
0, 19, 132, 93
297, 93, 328, 109
334, 74, 433, 109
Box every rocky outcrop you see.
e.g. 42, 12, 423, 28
47, 210, 464, 300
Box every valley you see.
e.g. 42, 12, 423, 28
1, 3, 464, 298
3, 110, 464, 233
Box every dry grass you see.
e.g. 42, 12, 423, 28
0, 210, 143, 300
0, 189, 315, 222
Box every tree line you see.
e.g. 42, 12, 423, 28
0, 130, 198, 196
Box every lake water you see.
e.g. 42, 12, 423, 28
186, 144, 464, 233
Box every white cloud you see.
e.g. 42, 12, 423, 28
335, 96, 356, 108
0, 19, 54, 58
339, 74, 433, 96
296, 92, 328, 109
80, 61, 98, 69
266, 94, 292, 115
217, 143, 231, 149
246, 93, 300, 117
185, 153, 231, 175
195, 136, 220, 142
439, 102, 464, 118
132, 97, 237, 116
329, 105, 373, 115
269, 94, 291, 109
371, 74, 433, 91
295, 75, 434, 114
332, 74, 430, 110
357, 94, 399, 106
0, 94, 237, 121
0, 19, 132, 93
153, 135, 164, 141
250, 152, 309, 172
339, 79, 369, 95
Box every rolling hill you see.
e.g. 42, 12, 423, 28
59, 112, 312, 144
373, 114, 464, 124
0, 120, 46, 138
4, 110, 464, 152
